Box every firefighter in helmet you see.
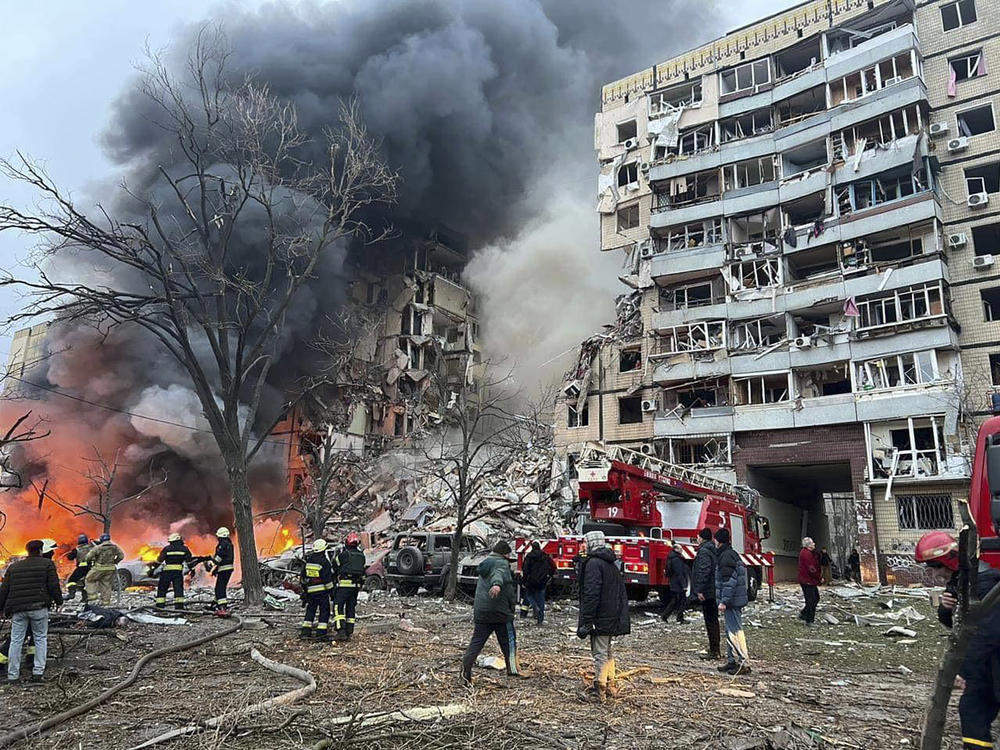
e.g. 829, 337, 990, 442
916, 530, 1000, 749
65, 534, 94, 602
211, 527, 235, 614
300, 539, 334, 641
332, 532, 366, 642
155, 533, 193, 610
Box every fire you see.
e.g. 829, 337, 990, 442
135, 544, 161, 563
257, 519, 300, 556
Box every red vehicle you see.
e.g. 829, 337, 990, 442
517, 444, 775, 602
969, 415, 1000, 567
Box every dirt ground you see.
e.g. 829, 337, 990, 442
0, 582, 965, 749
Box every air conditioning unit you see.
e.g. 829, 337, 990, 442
639, 161, 651, 173
947, 232, 968, 249
622, 137, 638, 150
793, 335, 813, 349
974, 254, 995, 268
948, 136, 969, 152
638, 442, 656, 455
969, 192, 990, 208
883, 76, 903, 86
639, 241, 656, 260
929, 122, 949, 137
641, 399, 659, 413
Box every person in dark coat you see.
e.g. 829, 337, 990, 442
577, 530, 630, 699
715, 528, 750, 676
848, 548, 862, 583
916, 531, 1000, 749
0, 539, 63, 683
461, 541, 519, 684
660, 541, 689, 624
521, 542, 556, 624
798, 537, 821, 625
820, 547, 833, 585
691, 528, 721, 659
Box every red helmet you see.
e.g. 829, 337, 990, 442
346, 532, 360, 547
915, 531, 959, 571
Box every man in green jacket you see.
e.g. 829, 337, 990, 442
460, 541, 520, 684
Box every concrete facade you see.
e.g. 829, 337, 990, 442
557, 0, 1000, 582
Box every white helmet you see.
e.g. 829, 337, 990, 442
167, 533, 182, 543
40, 539, 59, 556
312, 539, 328, 552
216, 527, 230, 538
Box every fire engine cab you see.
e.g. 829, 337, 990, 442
518, 444, 775, 602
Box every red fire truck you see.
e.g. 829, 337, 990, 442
969, 415, 1000, 568
517, 444, 775, 602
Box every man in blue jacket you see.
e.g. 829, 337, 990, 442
461, 541, 519, 684
715, 528, 751, 676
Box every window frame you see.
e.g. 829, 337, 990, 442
616, 203, 640, 231
949, 50, 985, 83
567, 401, 590, 428
896, 494, 955, 531
618, 162, 639, 188
956, 102, 996, 137
941, 0, 977, 33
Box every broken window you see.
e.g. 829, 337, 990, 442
781, 140, 827, 179
617, 204, 640, 231
941, 0, 977, 31
829, 53, 914, 105
618, 162, 639, 188
729, 316, 785, 351
957, 104, 995, 137
619, 348, 642, 372
726, 257, 782, 291
827, 20, 900, 57
720, 109, 773, 143
897, 495, 954, 530
982, 287, 1000, 321
617, 120, 638, 143
722, 156, 778, 191
991, 353, 1000, 385
656, 219, 723, 252
837, 168, 924, 216
733, 373, 790, 405
783, 193, 828, 231
794, 363, 851, 398
965, 163, 1000, 196
728, 208, 780, 246
786, 244, 839, 282
568, 401, 590, 428
950, 50, 986, 83
667, 435, 732, 465
837, 105, 922, 160
870, 416, 947, 479
662, 279, 719, 310
670, 378, 729, 409
661, 321, 726, 353
655, 170, 720, 210
774, 38, 821, 80
618, 396, 644, 424
855, 351, 941, 391
721, 58, 771, 94
775, 85, 826, 128
649, 80, 703, 116
857, 283, 944, 330
972, 223, 1000, 257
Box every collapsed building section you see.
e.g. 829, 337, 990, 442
564, 0, 1000, 583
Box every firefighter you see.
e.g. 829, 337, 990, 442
332, 532, 366, 642
916, 530, 1000, 749
211, 527, 235, 614
155, 533, 192, 610
65, 534, 93, 602
84, 534, 125, 605
300, 539, 334, 641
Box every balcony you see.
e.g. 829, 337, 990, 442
844, 257, 949, 300
792, 393, 858, 428
655, 407, 735, 436
824, 24, 919, 82
649, 243, 726, 282
830, 76, 928, 132
833, 134, 921, 186
855, 387, 958, 424
649, 198, 724, 228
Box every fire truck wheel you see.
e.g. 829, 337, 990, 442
626, 585, 648, 602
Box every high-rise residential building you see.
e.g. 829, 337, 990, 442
556, 0, 999, 582
3, 323, 49, 397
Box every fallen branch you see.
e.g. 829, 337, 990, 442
126, 648, 316, 750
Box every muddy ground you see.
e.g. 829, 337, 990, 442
0, 583, 962, 749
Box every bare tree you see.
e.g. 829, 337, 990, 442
0, 30, 397, 601
0, 411, 50, 490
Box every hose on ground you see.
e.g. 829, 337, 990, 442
0, 614, 243, 748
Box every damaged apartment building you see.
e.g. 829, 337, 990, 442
557, 0, 1000, 582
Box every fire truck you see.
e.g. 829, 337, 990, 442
969, 415, 1000, 568
517, 444, 775, 602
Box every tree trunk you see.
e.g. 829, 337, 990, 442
444, 529, 462, 601
226, 457, 264, 604
102, 516, 112, 536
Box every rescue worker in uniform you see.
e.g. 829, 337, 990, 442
332, 532, 366, 641
65, 534, 93, 602
85, 534, 124, 605
211, 527, 235, 613
300, 539, 334, 641
155, 533, 193, 609
916, 530, 1000, 749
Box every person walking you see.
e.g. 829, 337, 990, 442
660, 540, 689, 624
715, 528, 751, 676
461, 541, 519, 685
84, 534, 124, 606
0, 539, 63, 684
691, 528, 721, 660
848, 548, 862, 584
331, 532, 366, 642
210, 527, 235, 614
798, 537, 821, 626
577, 530, 630, 700
64, 534, 93, 602
820, 547, 833, 585
154, 533, 193, 610
521, 541, 556, 625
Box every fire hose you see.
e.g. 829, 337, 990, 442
0, 613, 244, 748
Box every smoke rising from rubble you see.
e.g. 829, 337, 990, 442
3, 0, 724, 538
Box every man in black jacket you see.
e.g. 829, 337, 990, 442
0, 539, 63, 684
577, 530, 630, 700
521, 542, 556, 624
691, 528, 721, 660
660, 541, 689, 624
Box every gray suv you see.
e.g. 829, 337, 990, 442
386, 531, 487, 595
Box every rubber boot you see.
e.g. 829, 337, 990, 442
299, 626, 312, 640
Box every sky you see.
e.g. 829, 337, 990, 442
0, 0, 799, 362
